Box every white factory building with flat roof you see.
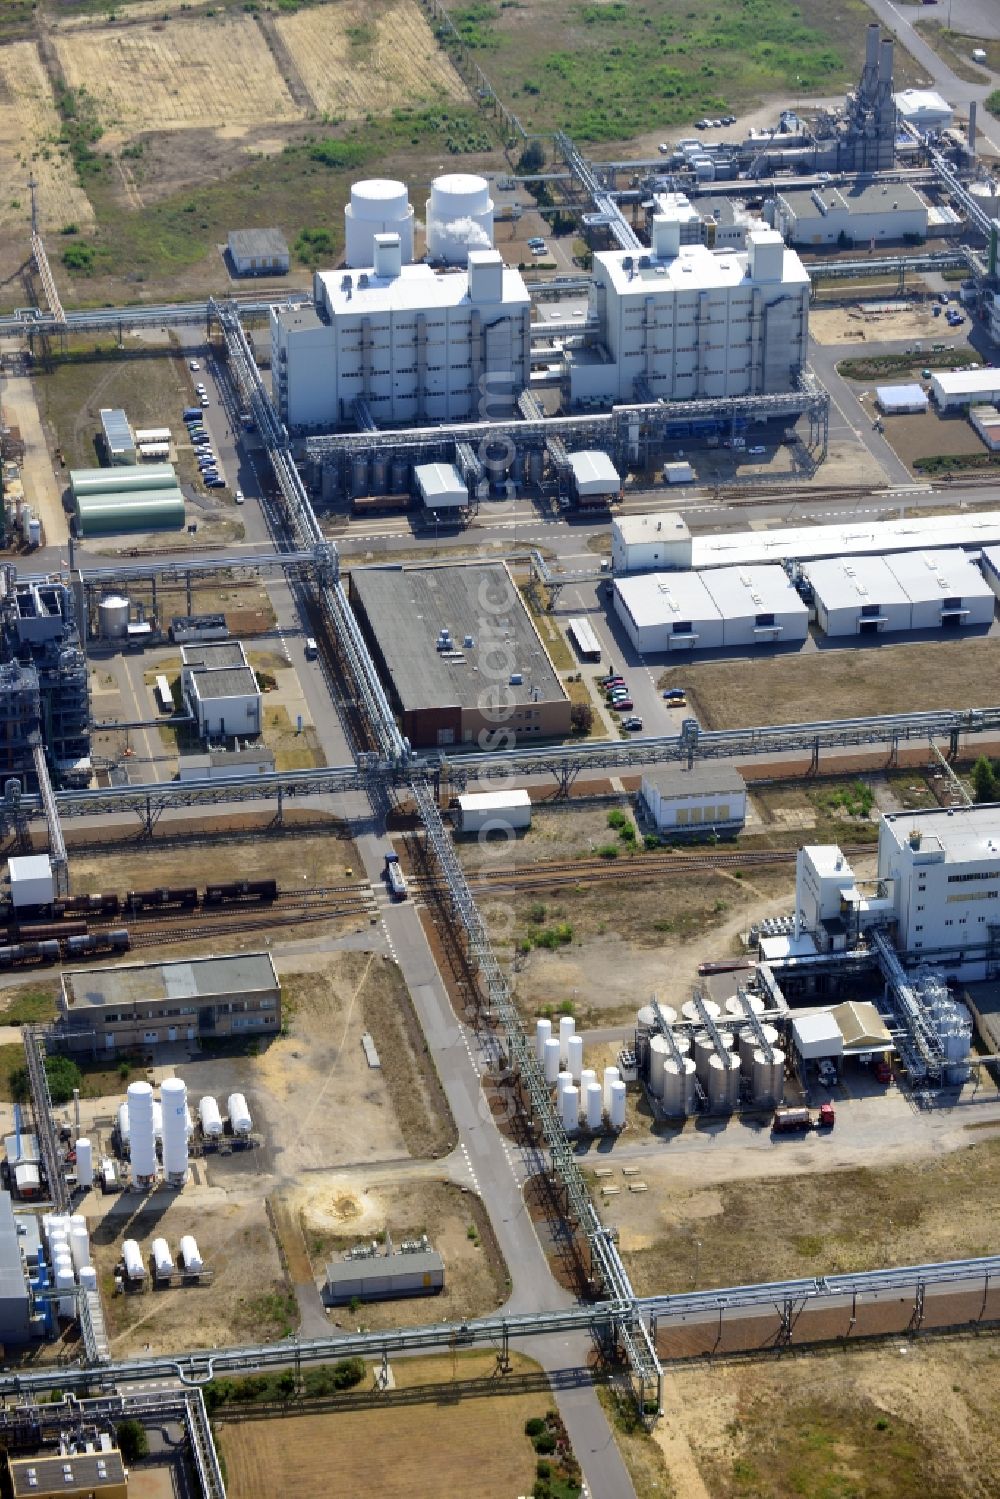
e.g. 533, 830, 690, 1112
804, 549, 994, 637
614, 564, 807, 654
774, 180, 928, 247
271, 238, 530, 430
583, 214, 810, 407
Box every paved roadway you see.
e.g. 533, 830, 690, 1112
863, 0, 1000, 151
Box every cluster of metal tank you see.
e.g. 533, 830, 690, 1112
43, 1212, 95, 1316
636, 994, 785, 1116
535, 1016, 626, 1130
913, 969, 973, 1084
121, 1232, 203, 1283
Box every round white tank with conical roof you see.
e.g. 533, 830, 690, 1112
228, 1093, 252, 1137
560, 1084, 579, 1132
752, 1046, 785, 1108
566, 1033, 584, 1082
648, 1034, 671, 1096
161, 1077, 189, 1182
535, 1016, 552, 1063
682, 997, 720, 1024
75, 1139, 93, 1190
122, 1239, 145, 1282
558, 1015, 575, 1063
660, 1057, 697, 1117
426, 173, 494, 264
199, 1096, 223, 1138
98, 595, 129, 640
345, 178, 414, 267
179, 1235, 203, 1273
609, 1080, 627, 1129
585, 1081, 603, 1130
707, 1052, 741, 1112
152, 1237, 174, 1279
725, 993, 764, 1020
738, 1024, 779, 1079
543, 1037, 561, 1083
127, 1082, 157, 1180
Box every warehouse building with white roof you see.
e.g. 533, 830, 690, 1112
613, 564, 806, 654
804, 549, 994, 637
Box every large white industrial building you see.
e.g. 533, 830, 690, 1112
611, 513, 692, 575
579, 215, 810, 407
774, 181, 928, 247
271, 240, 530, 430
804, 548, 994, 637
613, 564, 808, 654
931, 369, 1000, 410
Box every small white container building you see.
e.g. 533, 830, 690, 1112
803, 555, 911, 637
613, 571, 723, 654
699, 565, 809, 648
876, 383, 928, 415
884, 548, 994, 631
415, 462, 468, 513
611, 512, 692, 574
931, 369, 1000, 411
970, 406, 1000, 451
9, 855, 54, 910
640, 765, 747, 837
456, 789, 532, 836
895, 88, 953, 133
568, 451, 621, 506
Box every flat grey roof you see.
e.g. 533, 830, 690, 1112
643, 764, 746, 797
99, 407, 133, 451
779, 181, 925, 216
228, 227, 289, 259
350, 563, 566, 713
325, 1249, 444, 1286
181, 642, 247, 669
190, 666, 259, 700
10, 1450, 127, 1496
0, 1192, 26, 1305
63, 952, 278, 1010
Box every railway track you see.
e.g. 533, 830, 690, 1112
127, 900, 376, 949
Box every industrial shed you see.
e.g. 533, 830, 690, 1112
323, 1245, 444, 1305
803, 554, 912, 637
699, 565, 809, 647
895, 88, 953, 133
876, 383, 928, 414
456, 788, 532, 835
970, 405, 1000, 451
690, 510, 1000, 569
70, 463, 185, 537
884, 547, 994, 631
348, 563, 571, 748
568, 451, 621, 506
614, 571, 722, 654
611, 511, 693, 574
640, 764, 746, 836
227, 227, 290, 276
774, 180, 927, 247
930, 370, 1000, 411
99, 407, 135, 466
414, 462, 468, 511
791, 1010, 844, 1062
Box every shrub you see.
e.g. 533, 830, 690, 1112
62, 242, 96, 272
607, 809, 628, 829
533, 1431, 557, 1455
525, 1417, 546, 1437
570, 701, 593, 735
596, 843, 619, 859
115, 1419, 148, 1463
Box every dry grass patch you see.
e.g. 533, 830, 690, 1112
360, 955, 457, 1158
262, 704, 325, 772
54, 14, 301, 135
658, 635, 1000, 731
0, 41, 95, 235
276, 0, 466, 117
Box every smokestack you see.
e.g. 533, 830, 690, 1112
865, 23, 879, 74
879, 37, 894, 91
969, 101, 978, 157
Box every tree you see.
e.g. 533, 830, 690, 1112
517, 139, 546, 174
972, 755, 997, 803
570, 701, 593, 736
116, 1419, 149, 1463
44, 1055, 82, 1105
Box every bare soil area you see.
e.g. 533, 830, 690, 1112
219, 1352, 545, 1499
669, 1340, 1000, 1499
0, 40, 95, 237
275, 0, 466, 117
809, 299, 948, 345
658, 634, 1000, 731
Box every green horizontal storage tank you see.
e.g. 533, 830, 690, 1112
70, 464, 177, 497
76, 489, 186, 536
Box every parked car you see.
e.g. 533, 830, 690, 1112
205, 476, 225, 488
610, 698, 634, 712
658, 143, 670, 154
200, 395, 210, 407
663, 688, 686, 701
189, 359, 200, 371
622, 716, 643, 730
235, 489, 245, 505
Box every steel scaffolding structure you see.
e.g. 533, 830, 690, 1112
870, 927, 946, 1083
31, 739, 67, 897
23, 1027, 68, 1216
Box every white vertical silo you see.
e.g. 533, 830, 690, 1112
560, 1085, 579, 1132
579, 1067, 597, 1102
152, 1101, 163, 1142
602, 1066, 620, 1113
127, 1081, 157, 1181
566, 1033, 584, 1083
344, 179, 414, 267
426, 173, 494, 264
555, 1070, 572, 1102
54, 1257, 76, 1318
752, 1047, 785, 1109
648, 1034, 671, 1096
160, 1077, 189, 1184
609, 1080, 627, 1130
69, 1216, 90, 1272
535, 1016, 552, 1063
585, 1082, 604, 1131
75, 1139, 93, 1190
558, 1015, 575, 1063
543, 1037, 561, 1083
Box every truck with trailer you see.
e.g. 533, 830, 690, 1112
772, 1103, 835, 1134
383, 851, 407, 901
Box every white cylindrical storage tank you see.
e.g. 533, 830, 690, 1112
199, 1095, 223, 1138
543, 1037, 561, 1083
602, 1066, 620, 1113
558, 1014, 575, 1063
426, 173, 495, 264
185, 1104, 194, 1139
152, 1101, 163, 1141
54, 1260, 75, 1318
669, 1031, 691, 1059
752, 1046, 785, 1108
69, 1218, 90, 1272
161, 1077, 189, 1181
78, 1264, 98, 1292
707, 1053, 741, 1113
560, 1084, 579, 1132
738, 1023, 779, 1079
609, 1080, 627, 1130
344, 178, 415, 267
75, 1139, 93, 1190
179, 1234, 203, 1273
228, 1093, 252, 1137
152, 1237, 174, 1278
98, 595, 129, 639
648, 1034, 671, 1096
566, 1033, 584, 1083
122, 1239, 146, 1282
117, 1103, 131, 1148
579, 1068, 597, 1103
682, 997, 720, 1024
725, 993, 764, 1020
585, 1081, 603, 1131
555, 1070, 572, 1103
127, 1081, 157, 1180
535, 1017, 552, 1063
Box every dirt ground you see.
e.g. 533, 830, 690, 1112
54, 13, 301, 137
456, 803, 633, 875
219, 1351, 546, 1499
809, 299, 950, 345
658, 633, 1000, 731
666, 1339, 1000, 1499
856, 396, 989, 472
0, 40, 96, 237
275, 0, 465, 117
285, 1176, 509, 1329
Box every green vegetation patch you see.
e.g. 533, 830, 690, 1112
808, 779, 875, 821
838, 349, 979, 381
205, 1356, 365, 1411
914, 452, 1000, 477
